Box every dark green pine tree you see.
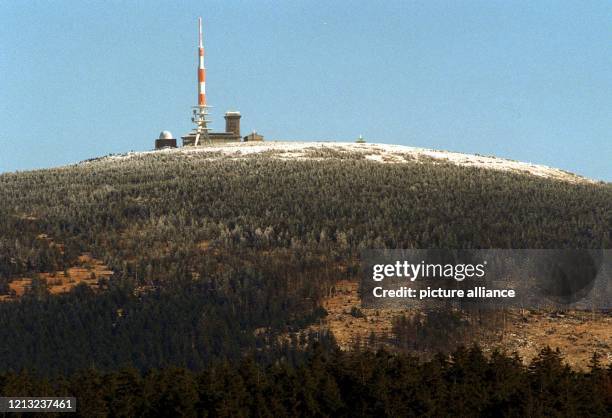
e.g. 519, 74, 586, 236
105, 368, 144, 418
70, 369, 108, 417
527, 347, 576, 417
482, 350, 528, 416
143, 367, 198, 418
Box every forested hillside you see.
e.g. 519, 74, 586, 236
0, 144, 610, 374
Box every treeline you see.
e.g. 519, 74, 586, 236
1, 345, 610, 417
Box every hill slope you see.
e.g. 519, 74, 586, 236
0, 141, 610, 374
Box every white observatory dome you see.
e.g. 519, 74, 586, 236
159, 130, 173, 139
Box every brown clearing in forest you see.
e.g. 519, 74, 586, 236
0, 253, 113, 301
314, 280, 611, 370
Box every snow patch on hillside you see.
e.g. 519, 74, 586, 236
89, 141, 591, 183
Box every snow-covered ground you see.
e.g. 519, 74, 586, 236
90, 141, 592, 183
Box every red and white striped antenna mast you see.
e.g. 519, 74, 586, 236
191, 16, 211, 145
197, 17, 205, 107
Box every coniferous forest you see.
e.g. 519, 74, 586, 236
0, 148, 610, 415
1, 345, 611, 417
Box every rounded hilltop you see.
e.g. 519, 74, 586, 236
93, 141, 593, 184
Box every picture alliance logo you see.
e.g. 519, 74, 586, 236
372, 260, 488, 282
363, 250, 610, 309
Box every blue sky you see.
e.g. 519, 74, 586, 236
1, 1, 610, 180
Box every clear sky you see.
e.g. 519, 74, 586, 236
1, 1, 610, 180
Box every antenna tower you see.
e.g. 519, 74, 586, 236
191, 17, 211, 145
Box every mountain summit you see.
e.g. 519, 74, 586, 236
89, 141, 591, 183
